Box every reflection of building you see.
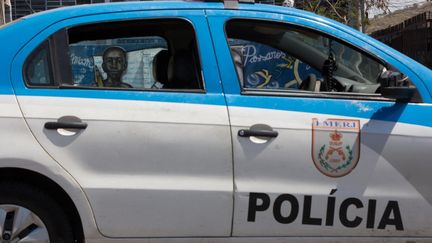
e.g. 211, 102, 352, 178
10, 0, 75, 20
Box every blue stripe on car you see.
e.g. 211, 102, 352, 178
8, 91, 432, 127
226, 94, 432, 128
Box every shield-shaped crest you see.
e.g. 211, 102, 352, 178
312, 118, 361, 177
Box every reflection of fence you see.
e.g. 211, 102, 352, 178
371, 12, 432, 68
10, 0, 78, 20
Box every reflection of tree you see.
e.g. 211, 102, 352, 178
301, 0, 389, 28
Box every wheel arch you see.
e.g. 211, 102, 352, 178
0, 167, 89, 242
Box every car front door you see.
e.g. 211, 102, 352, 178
11, 10, 233, 238
208, 9, 432, 238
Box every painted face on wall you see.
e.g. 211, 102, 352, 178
102, 47, 127, 79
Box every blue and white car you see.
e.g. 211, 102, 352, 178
0, 1, 431, 242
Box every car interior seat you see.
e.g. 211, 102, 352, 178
299, 74, 321, 92
167, 51, 200, 89
152, 49, 170, 88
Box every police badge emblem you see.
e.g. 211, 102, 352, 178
312, 118, 361, 177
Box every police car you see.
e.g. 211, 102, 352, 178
0, 0, 431, 242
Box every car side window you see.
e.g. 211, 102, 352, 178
69, 36, 169, 89
24, 19, 204, 91
228, 38, 322, 90
226, 19, 414, 96
24, 41, 54, 86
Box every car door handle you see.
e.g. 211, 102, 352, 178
44, 121, 88, 130
238, 129, 278, 138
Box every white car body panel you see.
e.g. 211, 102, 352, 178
0, 95, 100, 239
229, 106, 432, 237
16, 95, 233, 237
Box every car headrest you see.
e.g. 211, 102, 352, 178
167, 51, 200, 89
152, 49, 170, 85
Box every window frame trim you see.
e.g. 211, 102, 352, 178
58, 84, 207, 94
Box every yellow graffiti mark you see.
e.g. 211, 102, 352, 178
256, 69, 273, 88
94, 65, 104, 87
293, 59, 302, 85
284, 59, 302, 88
277, 56, 296, 69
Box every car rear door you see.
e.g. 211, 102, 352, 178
11, 9, 233, 238
207, 8, 432, 238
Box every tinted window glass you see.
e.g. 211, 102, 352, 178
67, 19, 203, 91
25, 43, 53, 86
69, 36, 168, 89
229, 38, 322, 90
281, 28, 384, 91
226, 19, 409, 95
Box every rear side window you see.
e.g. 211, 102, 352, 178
69, 36, 168, 89
24, 19, 204, 91
24, 42, 54, 86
